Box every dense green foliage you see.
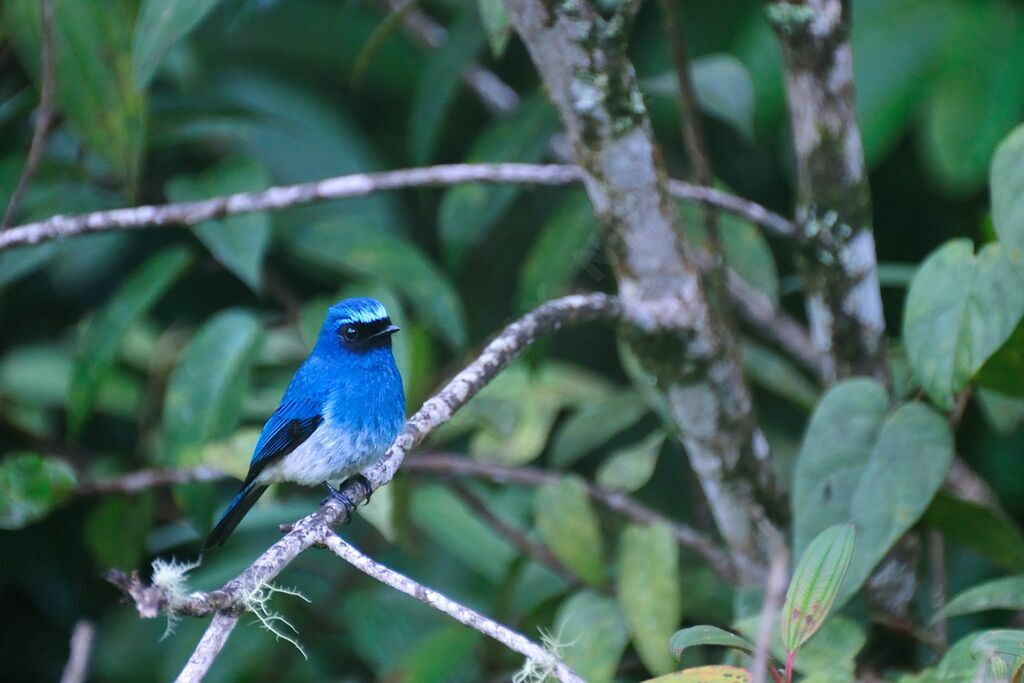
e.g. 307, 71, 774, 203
3, 0, 1024, 681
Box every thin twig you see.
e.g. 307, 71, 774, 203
404, 454, 737, 582
59, 620, 96, 683
929, 530, 947, 648
657, 0, 723, 265
81, 453, 736, 582
323, 533, 583, 682
751, 550, 787, 683
79, 465, 225, 495
447, 479, 581, 585
1, 163, 799, 250
106, 293, 620, 679
3, 0, 56, 229
371, 0, 519, 114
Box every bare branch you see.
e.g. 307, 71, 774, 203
1, 163, 798, 251
323, 533, 584, 683
176, 613, 239, 683
770, 0, 887, 382
928, 530, 947, 648
3, 0, 56, 229
404, 454, 737, 582
59, 620, 95, 683
79, 465, 225, 495
106, 293, 619, 676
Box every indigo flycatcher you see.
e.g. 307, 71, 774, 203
204, 297, 405, 548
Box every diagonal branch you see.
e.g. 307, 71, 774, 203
1, 163, 798, 251
501, 0, 785, 580
106, 293, 618, 680
323, 533, 584, 683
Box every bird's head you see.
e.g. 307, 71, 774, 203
319, 297, 400, 355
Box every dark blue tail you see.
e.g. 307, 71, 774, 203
203, 481, 268, 549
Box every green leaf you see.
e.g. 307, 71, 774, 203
68, 246, 192, 435
939, 576, 1024, 620
742, 342, 819, 410
993, 123, 1024, 252
596, 431, 664, 493
476, 0, 510, 58
386, 625, 482, 683
517, 189, 599, 311
165, 158, 271, 291
4, 0, 147, 186
669, 625, 756, 660
976, 319, 1024, 397
793, 380, 954, 606
0, 453, 77, 529
551, 393, 648, 467
978, 389, 1024, 435
132, 0, 225, 87
617, 523, 681, 675
438, 95, 560, 264
161, 309, 265, 466
284, 220, 467, 350
535, 476, 605, 587
971, 630, 1024, 681
84, 494, 155, 568
781, 524, 855, 652
903, 239, 1024, 409
924, 492, 1024, 573
644, 54, 755, 139
409, 11, 485, 165
555, 591, 630, 683
921, 5, 1024, 193
852, 0, 959, 165
410, 483, 517, 583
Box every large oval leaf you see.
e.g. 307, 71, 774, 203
617, 523, 681, 675
4, 0, 147, 186
535, 476, 605, 587
0, 453, 77, 529
903, 239, 1024, 409
793, 380, 954, 607
554, 591, 630, 683
161, 309, 265, 466
68, 246, 192, 435
781, 524, 855, 652
133, 0, 225, 87
165, 158, 270, 291
643, 666, 752, 683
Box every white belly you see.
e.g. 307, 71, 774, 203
254, 422, 387, 487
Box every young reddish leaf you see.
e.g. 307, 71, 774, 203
781, 524, 855, 653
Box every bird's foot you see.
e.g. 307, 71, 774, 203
350, 474, 372, 505
321, 482, 356, 524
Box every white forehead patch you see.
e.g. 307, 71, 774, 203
332, 297, 389, 325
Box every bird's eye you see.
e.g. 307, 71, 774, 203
341, 325, 359, 342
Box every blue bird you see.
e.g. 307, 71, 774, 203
204, 297, 405, 549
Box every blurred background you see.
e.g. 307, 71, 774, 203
0, 0, 1022, 680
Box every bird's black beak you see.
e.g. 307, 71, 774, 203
369, 324, 400, 340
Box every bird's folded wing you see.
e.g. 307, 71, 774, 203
244, 398, 324, 484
